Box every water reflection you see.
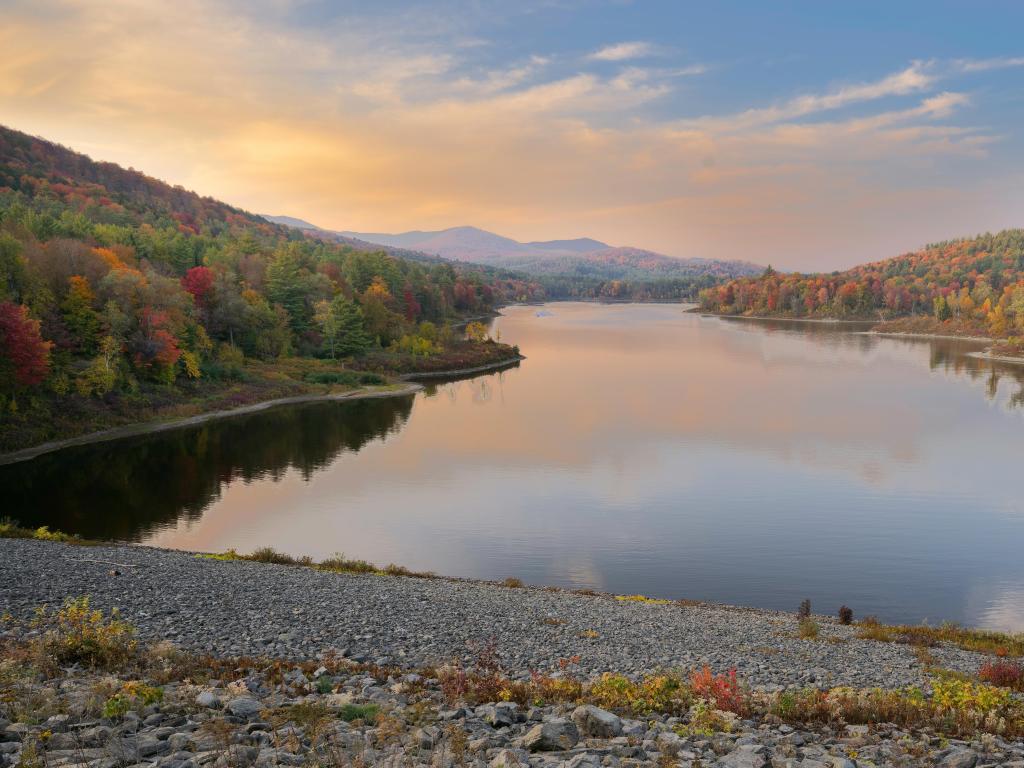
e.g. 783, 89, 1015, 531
2, 396, 414, 540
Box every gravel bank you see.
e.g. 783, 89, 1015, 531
0, 540, 989, 691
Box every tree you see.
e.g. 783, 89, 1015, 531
181, 266, 215, 309
0, 302, 52, 390
465, 321, 489, 342
331, 296, 372, 357
61, 275, 100, 354
75, 336, 124, 396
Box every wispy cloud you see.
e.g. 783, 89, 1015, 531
588, 41, 660, 62
0, 0, 1019, 270
953, 56, 1024, 73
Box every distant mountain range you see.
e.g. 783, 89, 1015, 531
262, 218, 761, 282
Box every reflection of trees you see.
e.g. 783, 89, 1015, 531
722, 316, 1024, 410
1, 395, 414, 541
925, 342, 1024, 409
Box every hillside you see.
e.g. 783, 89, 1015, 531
0, 124, 526, 451
699, 230, 1024, 340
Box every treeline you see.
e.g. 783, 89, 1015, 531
699, 230, 1024, 338
0, 125, 536, 402
542, 274, 725, 302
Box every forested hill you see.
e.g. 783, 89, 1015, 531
0, 124, 535, 450
699, 230, 1024, 338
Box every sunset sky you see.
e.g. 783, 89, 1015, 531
2, 0, 1023, 270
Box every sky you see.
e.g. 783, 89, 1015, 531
2, 0, 1024, 270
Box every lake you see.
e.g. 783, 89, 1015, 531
4, 303, 1024, 631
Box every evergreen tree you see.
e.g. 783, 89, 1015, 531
332, 295, 372, 357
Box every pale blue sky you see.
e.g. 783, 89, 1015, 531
2, 0, 1023, 268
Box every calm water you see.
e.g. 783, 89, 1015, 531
5, 303, 1024, 630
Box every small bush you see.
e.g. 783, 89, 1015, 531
838, 605, 854, 625
502, 577, 524, 588
689, 666, 748, 715
246, 547, 298, 565
798, 598, 812, 620
799, 618, 820, 639
318, 554, 376, 574
979, 660, 1024, 690
31, 597, 137, 670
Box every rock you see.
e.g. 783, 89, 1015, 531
523, 719, 579, 752
480, 703, 519, 728
195, 691, 222, 709
719, 745, 768, 768
490, 748, 530, 768
571, 705, 622, 738
225, 697, 263, 719
938, 750, 979, 768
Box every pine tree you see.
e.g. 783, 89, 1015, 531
332, 295, 372, 357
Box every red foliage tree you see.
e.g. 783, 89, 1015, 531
0, 302, 52, 387
181, 266, 215, 308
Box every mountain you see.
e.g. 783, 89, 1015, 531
310, 224, 762, 281
699, 230, 1024, 339
263, 214, 319, 231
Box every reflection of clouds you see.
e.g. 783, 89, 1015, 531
141, 302, 1024, 629
972, 585, 1024, 633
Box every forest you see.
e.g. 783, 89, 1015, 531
699, 230, 1024, 342
0, 125, 531, 450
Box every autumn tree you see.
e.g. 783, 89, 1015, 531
0, 302, 52, 391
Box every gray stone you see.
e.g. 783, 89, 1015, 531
571, 706, 622, 739
195, 691, 221, 709
938, 750, 979, 768
225, 697, 263, 719
490, 748, 529, 768
718, 746, 768, 768
524, 720, 579, 752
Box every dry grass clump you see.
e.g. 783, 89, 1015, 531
196, 547, 437, 579
855, 617, 1024, 656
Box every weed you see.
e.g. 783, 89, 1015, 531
31, 597, 137, 671
838, 605, 854, 625
502, 577, 524, 588
578, 629, 600, 639
615, 594, 672, 605
799, 618, 820, 640
541, 617, 567, 626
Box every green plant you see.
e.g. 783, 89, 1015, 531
799, 618, 820, 639
31, 597, 137, 670
338, 703, 379, 723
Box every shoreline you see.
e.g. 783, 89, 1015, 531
0, 536, 998, 689
695, 311, 872, 326
398, 354, 525, 380
861, 330, 992, 343
0, 382, 424, 466
968, 350, 1024, 365
0, 353, 527, 466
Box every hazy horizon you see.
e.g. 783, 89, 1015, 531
3, 1, 1023, 270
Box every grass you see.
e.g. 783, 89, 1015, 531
0, 519, 98, 546
856, 616, 1024, 657
615, 594, 673, 605
196, 547, 437, 580
798, 617, 820, 639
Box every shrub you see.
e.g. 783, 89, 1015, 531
689, 666, 748, 715
979, 660, 1024, 690
838, 605, 854, 625
798, 598, 812, 620
799, 618, 820, 639
502, 577, 524, 588
246, 547, 299, 565
102, 681, 163, 719
31, 597, 137, 670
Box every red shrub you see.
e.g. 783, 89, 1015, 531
979, 660, 1024, 690
690, 666, 748, 715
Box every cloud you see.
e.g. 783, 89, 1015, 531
953, 56, 1024, 73
0, 1, 1019, 271
689, 62, 936, 132
588, 41, 660, 62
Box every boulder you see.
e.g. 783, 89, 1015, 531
571, 705, 622, 738
523, 719, 579, 752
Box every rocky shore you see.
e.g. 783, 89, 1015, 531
2, 539, 1024, 768
0, 540, 994, 688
